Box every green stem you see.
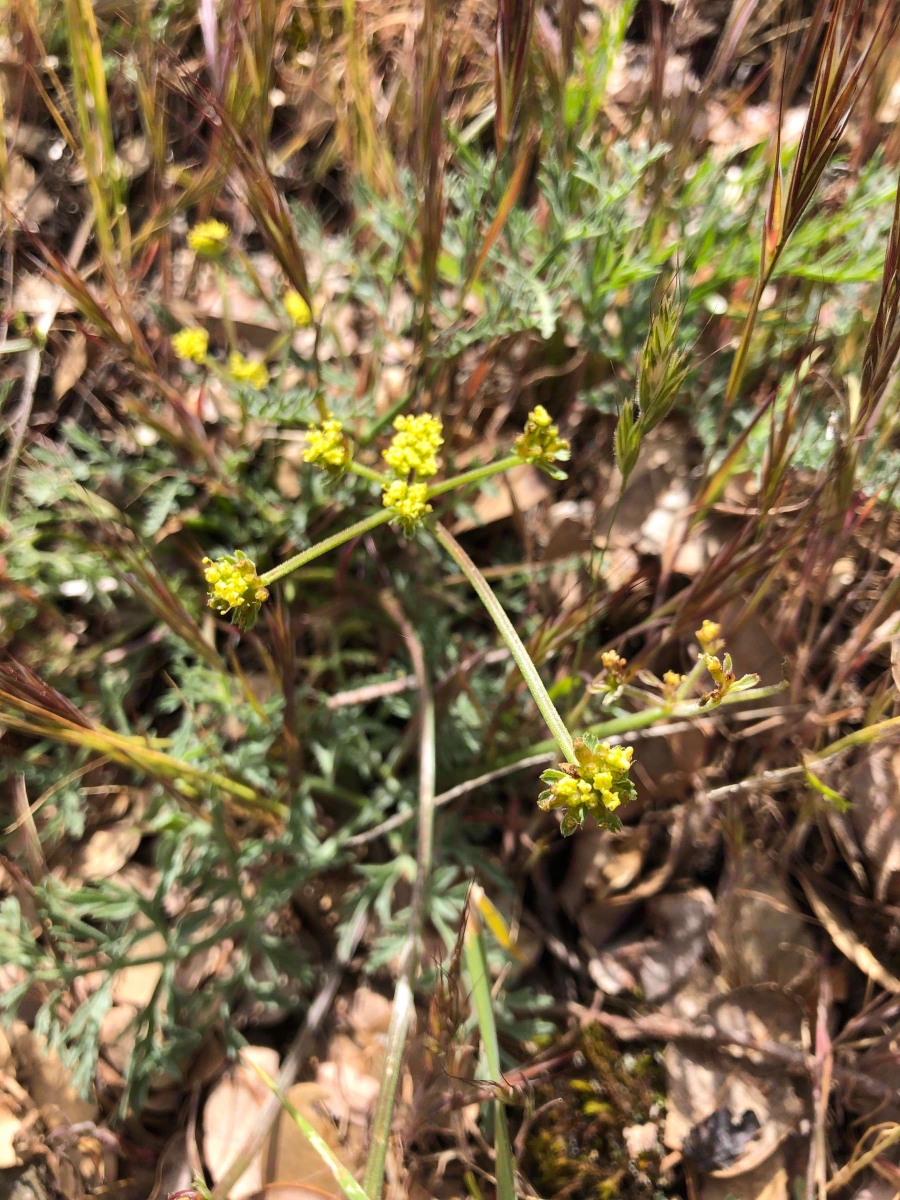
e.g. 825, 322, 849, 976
521, 680, 788, 760
721, 262, 773, 423
426, 455, 521, 499
259, 456, 523, 589
434, 521, 577, 765
363, 656, 435, 1199
260, 510, 391, 587
464, 897, 517, 1200
350, 461, 390, 486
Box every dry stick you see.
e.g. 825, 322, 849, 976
0, 212, 93, 518
210, 900, 369, 1200
362, 594, 436, 1200
705, 712, 900, 803
344, 720, 705, 849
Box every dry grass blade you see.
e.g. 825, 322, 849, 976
495, 0, 536, 154
799, 872, 900, 994
341, 0, 396, 195
465, 129, 538, 294
859, 166, 900, 432
362, 593, 436, 1200
209, 101, 313, 307
0, 660, 284, 820
414, 0, 449, 332
64, 0, 130, 275
723, 0, 894, 415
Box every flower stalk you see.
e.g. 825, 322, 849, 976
433, 522, 577, 765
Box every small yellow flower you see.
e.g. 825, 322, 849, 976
515, 406, 570, 477
187, 219, 230, 258
228, 352, 269, 390
696, 619, 722, 652
172, 326, 209, 364
285, 290, 312, 328
304, 418, 347, 470
202, 551, 269, 630
600, 649, 627, 681
382, 479, 432, 534
383, 414, 444, 480
662, 669, 683, 700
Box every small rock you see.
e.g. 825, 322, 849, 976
624, 1122, 660, 1160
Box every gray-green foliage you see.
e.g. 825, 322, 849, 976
2, 119, 898, 1113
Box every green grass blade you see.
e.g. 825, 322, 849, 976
245, 1058, 369, 1200
464, 893, 518, 1200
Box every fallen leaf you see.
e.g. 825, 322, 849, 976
639, 887, 715, 1003
266, 1082, 346, 1197
848, 748, 900, 904
10, 1023, 97, 1125
203, 1046, 280, 1200
112, 928, 167, 1007
13, 273, 77, 317
664, 985, 804, 1165
147, 1131, 195, 1200
99, 1003, 139, 1075
69, 822, 141, 882
712, 847, 815, 989
52, 332, 88, 401
702, 1147, 789, 1200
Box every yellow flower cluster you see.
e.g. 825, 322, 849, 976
188, 219, 230, 258
228, 352, 269, 390
172, 326, 209, 364
382, 480, 431, 534
379, 412, 443, 533
383, 414, 443, 480
539, 734, 636, 836
304, 418, 347, 470
202, 551, 269, 630
285, 290, 312, 327
514, 405, 570, 478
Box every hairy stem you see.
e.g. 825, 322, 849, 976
363, 597, 436, 1200
434, 522, 577, 764
260, 456, 523, 588
260, 510, 391, 586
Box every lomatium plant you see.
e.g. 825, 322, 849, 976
201, 400, 781, 835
